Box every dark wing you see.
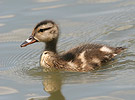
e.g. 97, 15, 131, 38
60, 44, 104, 61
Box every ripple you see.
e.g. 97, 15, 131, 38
78, 0, 120, 4
80, 96, 123, 100
111, 90, 135, 97
27, 96, 48, 100
0, 23, 5, 27
32, 4, 67, 10
0, 0, 134, 100
115, 25, 133, 31
0, 86, 18, 95
35, 0, 59, 3
0, 42, 42, 78
118, 1, 135, 7
0, 14, 15, 19
0, 28, 31, 42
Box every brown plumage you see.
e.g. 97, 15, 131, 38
20, 20, 126, 72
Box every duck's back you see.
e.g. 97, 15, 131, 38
60, 44, 125, 71
61, 44, 113, 61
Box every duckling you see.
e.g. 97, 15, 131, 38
20, 20, 126, 72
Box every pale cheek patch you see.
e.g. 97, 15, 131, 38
26, 38, 32, 43
100, 46, 112, 53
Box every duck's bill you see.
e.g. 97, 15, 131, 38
20, 36, 38, 47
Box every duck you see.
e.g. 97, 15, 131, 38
20, 20, 126, 72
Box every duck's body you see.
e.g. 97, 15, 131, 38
21, 20, 125, 72
40, 44, 124, 72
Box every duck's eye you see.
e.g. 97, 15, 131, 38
38, 27, 52, 33
44, 52, 47, 54
38, 29, 44, 32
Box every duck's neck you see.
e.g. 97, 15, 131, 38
45, 39, 58, 53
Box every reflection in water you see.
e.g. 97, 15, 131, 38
118, 1, 135, 7
43, 72, 65, 100
27, 72, 65, 100
0, 86, 18, 95
0, 14, 15, 19
78, 0, 120, 4
80, 96, 123, 100
114, 25, 133, 31
32, 4, 67, 10
35, 0, 60, 3
28, 96, 47, 100
27, 67, 135, 99
26, 65, 116, 100
0, 23, 5, 27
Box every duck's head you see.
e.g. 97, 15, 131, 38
21, 20, 59, 47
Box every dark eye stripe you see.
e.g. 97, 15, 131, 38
38, 27, 52, 32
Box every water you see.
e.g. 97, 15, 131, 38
0, 0, 135, 100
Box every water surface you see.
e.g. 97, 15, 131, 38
0, 0, 135, 100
